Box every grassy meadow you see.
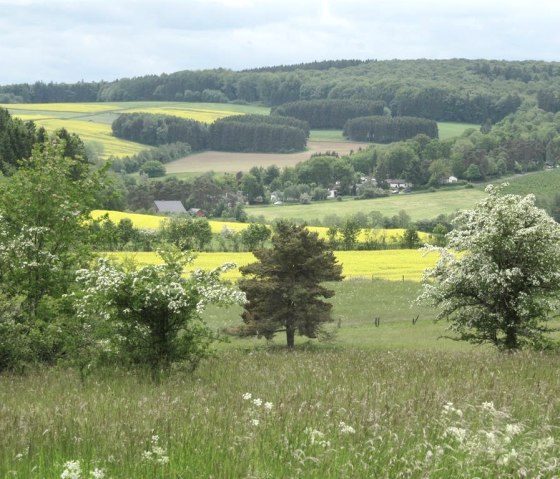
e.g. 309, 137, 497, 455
499, 168, 560, 205
247, 188, 487, 223
2, 278, 560, 477
2, 344, 560, 477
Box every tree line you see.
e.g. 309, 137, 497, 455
343, 115, 438, 143
3, 59, 560, 123
112, 112, 310, 153
111, 113, 208, 150
208, 114, 308, 152
271, 99, 385, 129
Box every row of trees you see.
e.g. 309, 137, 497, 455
111, 112, 309, 153
271, 99, 385, 129
111, 113, 209, 150
2, 59, 559, 123
208, 114, 309, 152
343, 115, 438, 143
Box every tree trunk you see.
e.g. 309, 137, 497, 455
504, 325, 518, 350
286, 327, 295, 349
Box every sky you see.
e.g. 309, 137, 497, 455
0, 0, 559, 84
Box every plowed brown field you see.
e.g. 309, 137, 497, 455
165, 140, 370, 173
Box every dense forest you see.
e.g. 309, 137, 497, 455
2, 59, 560, 123
208, 114, 308, 152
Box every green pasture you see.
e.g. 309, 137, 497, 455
247, 187, 487, 224
438, 121, 479, 139
498, 168, 560, 205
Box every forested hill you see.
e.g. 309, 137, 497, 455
2, 59, 560, 123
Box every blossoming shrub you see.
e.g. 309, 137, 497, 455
418, 184, 560, 350
74, 247, 245, 380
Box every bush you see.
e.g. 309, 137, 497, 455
140, 160, 166, 177
73, 248, 246, 381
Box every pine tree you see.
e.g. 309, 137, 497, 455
239, 221, 343, 348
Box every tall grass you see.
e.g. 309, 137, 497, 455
1, 350, 559, 478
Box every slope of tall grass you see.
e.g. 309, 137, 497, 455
2, 349, 559, 478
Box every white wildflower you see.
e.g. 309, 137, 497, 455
264, 402, 273, 411
61, 460, 82, 479
251, 418, 260, 427
445, 426, 467, 442
242, 392, 252, 401
252, 398, 262, 407
90, 468, 106, 479
339, 421, 356, 434
505, 423, 523, 436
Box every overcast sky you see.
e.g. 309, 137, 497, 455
1, 0, 559, 84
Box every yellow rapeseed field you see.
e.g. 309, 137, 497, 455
92, 210, 432, 244
2, 103, 118, 113
104, 249, 438, 282
28, 119, 146, 157
125, 107, 238, 124
91, 210, 249, 233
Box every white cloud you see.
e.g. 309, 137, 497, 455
0, 0, 558, 83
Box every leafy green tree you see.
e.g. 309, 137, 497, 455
465, 163, 483, 181
340, 219, 361, 250
239, 221, 343, 348
140, 160, 166, 177
431, 223, 448, 247
401, 226, 421, 249
161, 217, 212, 251
418, 185, 560, 350
74, 248, 245, 381
0, 141, 104, 322
240, 223, 271, 251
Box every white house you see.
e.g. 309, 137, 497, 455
387, 179, 411, 189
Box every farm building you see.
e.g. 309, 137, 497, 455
154, 200, 187, 214
188, 208, 206, 217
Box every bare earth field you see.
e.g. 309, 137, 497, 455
165, 140, 370, 173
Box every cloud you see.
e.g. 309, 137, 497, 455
0, 0, 558, 84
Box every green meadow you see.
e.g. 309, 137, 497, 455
247, 187, 487, 224
2, 279, 560, 478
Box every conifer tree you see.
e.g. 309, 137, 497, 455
239, 221, 343, 348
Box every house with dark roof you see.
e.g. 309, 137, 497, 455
153, 200, 187, 214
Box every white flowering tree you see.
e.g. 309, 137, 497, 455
74, 248, 245, 380
418, 184, 560, 350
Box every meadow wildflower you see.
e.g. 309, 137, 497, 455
61, 460, 82, 479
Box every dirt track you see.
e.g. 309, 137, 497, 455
165, 141, 370, 173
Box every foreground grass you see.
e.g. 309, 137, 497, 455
2, 279, 560, 477
2, 349, 559, 478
